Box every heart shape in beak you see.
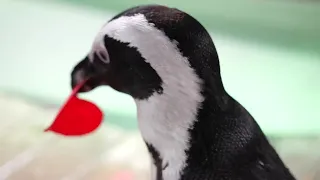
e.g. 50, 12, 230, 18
45, 79, 104, 136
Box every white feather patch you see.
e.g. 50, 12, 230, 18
97, 14, 204, 180
89, 29, 110, 63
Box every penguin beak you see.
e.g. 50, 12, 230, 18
71, 57, 108, 93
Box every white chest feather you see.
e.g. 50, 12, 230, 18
99, 14, 204, 180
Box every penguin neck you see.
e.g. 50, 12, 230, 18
134, 73, 230, 179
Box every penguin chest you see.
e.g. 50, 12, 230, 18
139, 117, 188, 180
135, 99, 194, 180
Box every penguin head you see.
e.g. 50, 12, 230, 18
71, 5, 224, 100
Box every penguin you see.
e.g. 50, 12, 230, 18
70, 5, 296, 180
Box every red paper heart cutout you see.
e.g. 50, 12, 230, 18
45, 79, 104, 136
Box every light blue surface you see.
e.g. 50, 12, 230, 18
1, 1, 319, 135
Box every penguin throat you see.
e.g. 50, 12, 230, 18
134, 78, 204, 179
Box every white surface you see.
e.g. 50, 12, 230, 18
0, 92, 150, 180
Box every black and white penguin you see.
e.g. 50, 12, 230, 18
71, 5, 296, 180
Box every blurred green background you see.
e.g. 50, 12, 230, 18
0, 0, 320, 179
1, 0, 319, 135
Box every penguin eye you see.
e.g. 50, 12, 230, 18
90, 39, 110, 64
90, 52, 108, 73
96, 49, 110, 63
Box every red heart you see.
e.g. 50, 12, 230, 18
45, 79, 104, 136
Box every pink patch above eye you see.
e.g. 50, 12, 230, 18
45, 79, 104, 136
